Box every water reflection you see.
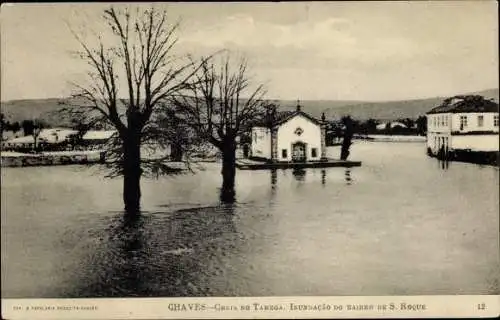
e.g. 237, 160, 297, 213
292, 168, 307, 182
345, 169, 352, 185
270, 169, 278, 200
270, 169, 278, 190
321, 169, 326, 186
68, 201, 240, 298
439, 159, 450, 170
70, 212, 151, 297
114, 213, 146, 294
219, 186, 236, 204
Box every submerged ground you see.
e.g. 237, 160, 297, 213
1, 142, 499, 297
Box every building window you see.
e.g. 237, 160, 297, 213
281, 149, 287, 158
495, 115, 499, 127
311, 148, 317, 158
477, 115, 484, 127
459, 115, 468, 129
253, 132, 257, 142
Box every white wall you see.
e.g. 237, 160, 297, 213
427, 132, 499, 153
276, 115, 321, 161
427, 112, 499, 153
427, 132, 451, 154
251, 127, 271, 159
451, 134, 499, 152
450, 112, 499, 133
427, 113, 452, 134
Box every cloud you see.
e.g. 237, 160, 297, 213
180, 14, 353, 50
178, 13, 431, 73
1, 2, 497, 101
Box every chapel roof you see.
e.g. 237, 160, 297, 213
251, 102, 323, 127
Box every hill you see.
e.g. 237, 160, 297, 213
1, 88, 498, 126
1, 98, 69, 125
279, 88, 499, 121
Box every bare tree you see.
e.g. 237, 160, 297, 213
171, 54, 269, 202
64, 6, 205, 215
340, 116, 354, 161
0, 113, 6, 137
32, 119, 46, 152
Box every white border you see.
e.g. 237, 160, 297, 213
2, 295, 499, 319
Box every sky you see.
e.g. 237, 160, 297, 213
1, 1, 498, 102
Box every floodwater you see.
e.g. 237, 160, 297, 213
1, 142, 498, 297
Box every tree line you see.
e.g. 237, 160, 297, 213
0, 116, 48, 137
325, 116, 427, 141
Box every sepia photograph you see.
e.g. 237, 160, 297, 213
1, 1, 499, 319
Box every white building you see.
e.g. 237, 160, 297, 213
2, 128, 78, 150
81, 130, 116, 142
426, 96, 499, 155
76, 130, 117, 151
39, 128, 78, 143
375, 121, 408, 131
251, 103, 327, 162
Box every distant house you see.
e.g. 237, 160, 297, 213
81, 130, 117, 149
426, 95, 499, 155
2, 129, 25, 141
39, 128, 78, 144
2, 128, 78, 151
2, 135, 38, 150
250, 102, 327, 162
2, 128, 117, 152
375, 121, 408, 131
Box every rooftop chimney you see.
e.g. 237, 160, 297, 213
296, 99, 301, 112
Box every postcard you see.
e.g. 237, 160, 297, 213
1, 1, 499, 319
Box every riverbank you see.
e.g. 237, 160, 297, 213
1, 151, 105, 167
428, 149, 499, 166
1, 150, 222, 168
236, 158, 361, 170
354, 134, 426, 142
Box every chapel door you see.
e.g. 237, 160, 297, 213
292, 142, 306, 162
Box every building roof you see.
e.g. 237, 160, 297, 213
2, 130, 24, 141
427, 95, 499, 114
376, 121, 408, 129
5, 136, 36, 144
5, 128, 79, 145
252, 109, 323, 128
39, 128, 78, 143
82, 130, 117, 140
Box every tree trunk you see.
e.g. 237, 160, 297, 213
340, 136, 352, 161
123, 131, 142, 215
171, 142, 183, 162
340, 119, 354, 161
220, 139, 236, 203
